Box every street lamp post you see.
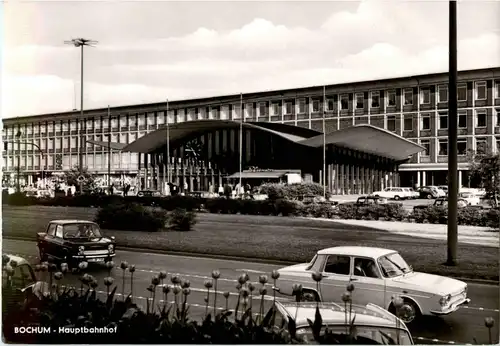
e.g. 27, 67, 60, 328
15, 131, 22, 192
64, 38, 98, 181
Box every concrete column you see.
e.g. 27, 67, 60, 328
422, 171, 427, 186
334, 164, 339, 194
346, 165, 352, 194
458, 170, 463, 190
360, 167, 365, 194
339, 164, 345, 195
144, 154, 149, 189
417, 171, 421, 187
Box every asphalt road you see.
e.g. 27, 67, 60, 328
3, 238, 499, 345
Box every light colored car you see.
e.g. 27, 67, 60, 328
371, 187, 407, 200
428, 186, 447, 197
274, 301, 414, 344
402, 188, 419, 199
458, 192, 481, 206
276, 246, 470, 324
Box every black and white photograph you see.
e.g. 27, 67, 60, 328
2, 0, 499, 344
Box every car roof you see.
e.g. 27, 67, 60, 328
49, 220, 98, 225
317, 246, 396, 258
3, 254, 30, 266
276, 302, 407, 330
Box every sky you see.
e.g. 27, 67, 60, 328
2, 0, 499, 119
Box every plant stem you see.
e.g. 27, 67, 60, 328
205, 289, 209, 318
130, 272, 134, 302
213, 280, 218, 317
122, 270, 125, 301
152, 286, 156, 312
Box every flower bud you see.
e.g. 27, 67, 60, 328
120, 261, 129, 270
271, 270, 280, 280
223, 291, 230, 299
238, 274, 247, 285
106, 261, 114, 269
259, 287, 267, 296
258, 275, 268, 285
248, 283, 255, 292
171, 275, 180, 285
311, 271, 323, 282
235, 283, 242, 291
128, 264, 136, 273
346, 283, 355, 292
182, 287, 191, 296
204, 279, 213, 289
163, 285, 171, 294
53, 272, 63, 281
241, 287, 249, 298
151, 275, 160, 286
78, 261, 88, 270
211, 270, 221, 280
40, 264, 48, 272
90, 280, 98, 289
485, 317, 495, 328
104, 277, 114, 286
173, 286, 181, 295
60, 263, 69, 273
147, 284, 154, 292
341, 292, 351, 303
159, 271, 167, 280
292, 283, 303, 295
181, 280, 191, 288
204, 296, 209, 303
241, 297, 249, 306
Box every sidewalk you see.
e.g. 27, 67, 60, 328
307, 218, 499, 248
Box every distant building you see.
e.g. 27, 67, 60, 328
2, 67, 499, 192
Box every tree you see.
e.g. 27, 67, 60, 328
63, 165, 97, 193
468, 150, 500, 207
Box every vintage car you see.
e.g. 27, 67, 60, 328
413, 197, 470, 211
273, 301, 414, 344
276, 246, 470, 324
36, 220, 116, 266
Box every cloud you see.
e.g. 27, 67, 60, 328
3, 0, 500, 119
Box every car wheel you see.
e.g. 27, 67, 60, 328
394, 195, 400, 200
426, 194, 432, 199
300, 289, 320, 302
390, 299, 420, 324
38, 247, 48, 262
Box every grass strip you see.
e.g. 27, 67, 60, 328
2, 205, 498, 281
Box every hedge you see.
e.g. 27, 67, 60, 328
4, 193, 499, 229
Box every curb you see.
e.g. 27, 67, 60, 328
4, 235, 499, 286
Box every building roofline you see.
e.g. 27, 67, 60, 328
3, 66, 499, 123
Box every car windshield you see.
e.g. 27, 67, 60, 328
378, 253, 412, 278
63, 224, 102, 239
296, 326, 412, 344
460, 193, 473, 198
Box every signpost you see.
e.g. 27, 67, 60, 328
77, 175, 86, 194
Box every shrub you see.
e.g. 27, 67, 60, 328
258, 183, 287, 200
95, 203, 168, 232
168, 208, 197, 231
4, 192, 36, 206
274, 199, 301, 216
285, 182, 331, 200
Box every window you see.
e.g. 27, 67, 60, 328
495, 81, 500, 99
272, 103, 280, 116
421, 113, 431, 130
111, 117, 119, 128
371, 91, 380, 108
476, 109, 487, 127
438, 85, 448, 103
70, 137, 77, 149
285, 102, 293, 115
103, 117, 109, 129
403, 88, 413, 105
355, 93, 364, 109
211, 107, 219, 119
496, 108, 500, 126
312, 100, 320, 113
157, 112, 165, 124
323, 255, 351, 275
353, 258, 380, 278
439, 111, 448, 129
177, 109, 186, 122
340, 94, 349, 110
298, 99, 306, 114
120, 116, 128, 127
458, 110, 467, 128
497, 137, 500, 153
403, 114, 413, 131
327, 98, 335, 111
457, 83, 467, 101
476, 138, 488, 154
475, 81, 487, 100
94, 118, 101, 129
386, 90, 396, 107
387, 115, 396, 131
244, 104, 254, 118
47, 223, 56, 236
420, 139, 430, 156
55, 225, 64, 238
420, 88, 431, 104
147, 113, 155, 125
457, 138, 467, 155
439, 139, 448, 156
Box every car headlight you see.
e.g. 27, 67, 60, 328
108, 244, 114, 253
439, 294, 451, 306
78, 246, 85, 255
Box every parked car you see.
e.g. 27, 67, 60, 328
36, 220, 116, 267
136, 190, 162, 197
416, 186, 440, 199
402, 188, 419, 199
273, 301, 414, 344
276, 246, 470, 324
371, 187, 408, 200
458, 192, 481, 206
428, 186, 447, 197
413, 197, 470, 211
343, 196, 401, 207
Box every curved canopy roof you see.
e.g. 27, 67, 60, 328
120, 120, 424, 161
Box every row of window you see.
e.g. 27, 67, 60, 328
4, 80, 500, 137
420, 137, 500, 156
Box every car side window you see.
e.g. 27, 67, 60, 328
323, 255, 351, 275
47, 224, 56, 236
367, 198, 375, 204
55, 225, 64, 238
353, 258, 380, 278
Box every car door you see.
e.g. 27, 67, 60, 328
42, 223, 57, 258
320, 255, 353, 302
52, 225, 66, 260
350, 257, 387, 309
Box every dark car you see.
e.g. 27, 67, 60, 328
413, 197, 470, 211
36, 220, 116, 267
342, 196, 401, 207
416, 186, 440, 199
136, 190, 162, 197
